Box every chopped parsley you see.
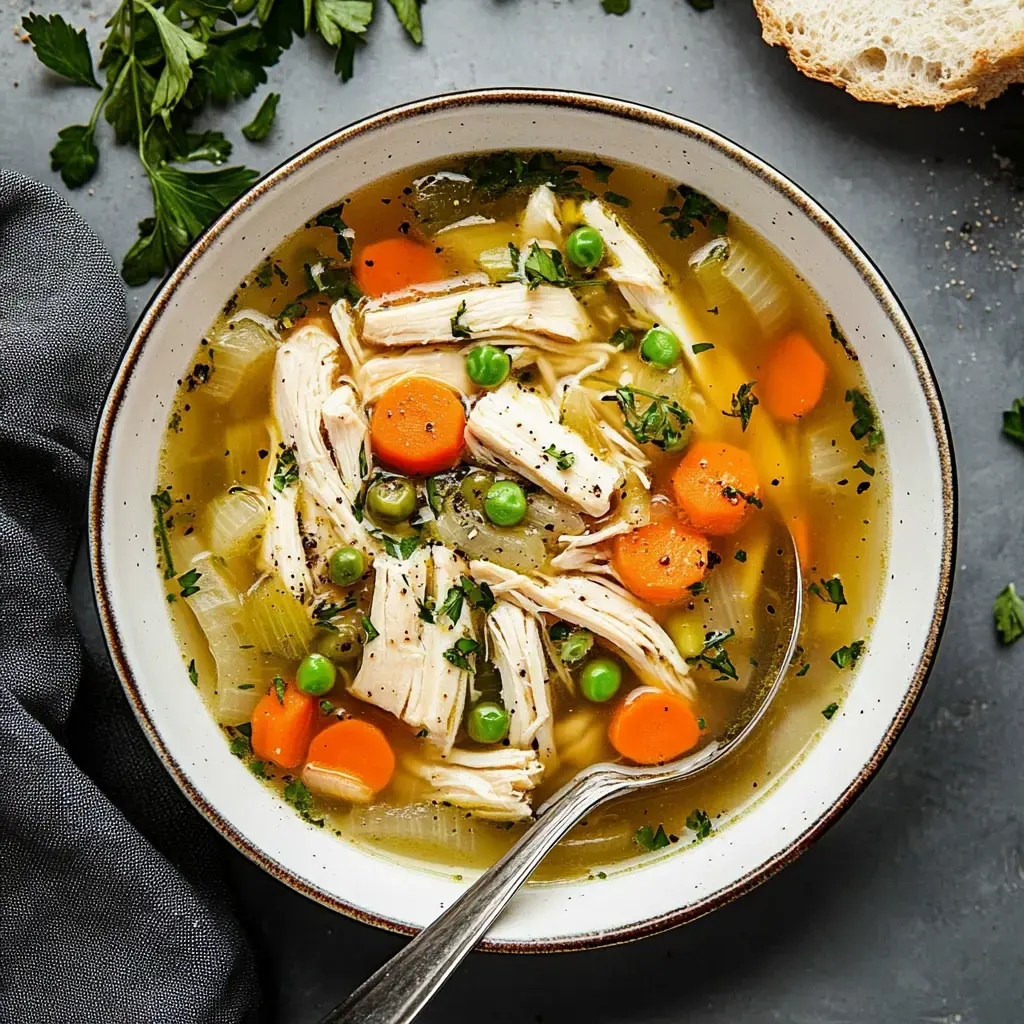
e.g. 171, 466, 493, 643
608, 327, 636, 350
255, 259, 288, 288
443, 636, 480, 672
359, 442, 368, 479
439, 575, 496, 623
994, 583, 1024, 645
417, 595, 436, 624
723, 381, 758, 431
283, 779, 320, 823
734, 549, 747, 562
697, 716, 706, 730
599, 381, 691, 451
549, 622, 571, 642
314, 204, 354, 261
177, 568, 202, 599
1002, 398, 1024, 446
795, 662, 811, 677
362, 615, 379, 643
303, 259, 360, 303
846, 389, 883, 450
808, 576, 847, 611
854, 459, 875, 477
686, 628, 738, 681
827, 313, 857, 361
275, 301, 307, 330
521, 242, 604, 291
313, 600, 354, 632
319, 699, 335, 715
272, 447, 299, 491
686, 808, 713, 841
691, 342, 715, 354
248, 759, 268, 779
273, 675, 286, 703
830, 639, 866, 670
543, 444, 576, 470
450, 299, 472, 339
721, 485, 763, 510
375, 532, 420, 559
187, 659, 198, 687
659, 186, 728, 240
601, 0, 631, 12
151, 489, 175, 580
603, 190, 631, 207
634, 823, 670, 851
459, 151, 595, 201
241, 91, 280, 143
821, 702, 839, 720
439, 584, 465, 625
229, 733, 250, 758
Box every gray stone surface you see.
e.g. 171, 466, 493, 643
3, 0, 1024, 1020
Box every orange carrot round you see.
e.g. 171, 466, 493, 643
671, 440, 760, 536
761, 331, 827, 420
370, 377, 466, 475
613, 518, 710, 605
251, 681, 316, 769
608, 687, 702, 765
354, 237, 447, 298
305, 718, 395, 795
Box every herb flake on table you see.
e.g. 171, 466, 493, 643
994, 583, 1024, 645
1002, 398, 1024, 446
241, 91, 279, 142
601, 0, 631, 13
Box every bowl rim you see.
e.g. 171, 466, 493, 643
88, 86, 957, 952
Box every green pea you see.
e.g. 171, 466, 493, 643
640, 326, 682, 368
329, 546, 365, 586
366, 476, 417, 524
460, 469, 495, 510
466, 345, 511, 389
296, 653, 337, 695
580, 656, 622, 703
468, 701, 509, 743
483, 480, 527, 527
566, 226, 604, 269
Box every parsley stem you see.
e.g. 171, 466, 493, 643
127, 3, 146, 167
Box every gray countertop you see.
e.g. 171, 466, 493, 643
4, 1, 1023, 1020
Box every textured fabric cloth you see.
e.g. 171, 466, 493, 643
0, 170, 260, 1023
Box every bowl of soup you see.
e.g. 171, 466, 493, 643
89, 89, 954, 949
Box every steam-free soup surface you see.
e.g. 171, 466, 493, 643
156, 152, 887, 880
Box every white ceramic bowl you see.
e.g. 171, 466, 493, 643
89, 89, 955, 951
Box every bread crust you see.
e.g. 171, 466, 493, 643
752, 0, 1024, 109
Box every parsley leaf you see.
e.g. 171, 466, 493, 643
417, 595, 436, 624
304, 258, 361, 303
994, 583, 1024, 645
734, 549, 747, 562
822, 702, 839, 720
50, 125, 100, 189
854, 459, 875, 477
361, 615, 379, 642
387, 0, 424, 43
283, 778, 315, 814
1002, 398, 1024, 446
187, 659, 198, 686
139, 1, 207, 120
603, 190, 631, 207
319, 699, 335, 715
608, 327, 636, 350
229, 733, 250, 758
660, 186, 728, 240
599, 381, 691, 451
723, 381, 758, 431
830, 639, 866, 669
721, 485, 763, 509
177, 568, 202, 599
241, 91, 280, 142
691, 342, 715, 354
443, 636, 480, 672
521, 242, 604, 290
151, 489, 175, 579
542, 444, 576, 470
826, 312, 857, 361
808, 575, 847, 611
22, 13, 100, 87
272, 446, 299, 491
460, 575, 495, 613
276, 300, 307, 330
451, 299, 472, 339
686, 808, 713, 840
314, 203, 354, 260
602, 0, 631, 12
845, 389, 883, 450
634, 823, 670, 851
439, 585, 465, 625
686, 628, 738, 681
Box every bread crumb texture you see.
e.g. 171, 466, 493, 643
752, 0, 1024, 108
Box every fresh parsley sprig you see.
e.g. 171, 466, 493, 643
723, 381, 758, 432
686, 628, 738, 681
596, 380, 691, 451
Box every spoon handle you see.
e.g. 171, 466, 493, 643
319, 771, 626, 1024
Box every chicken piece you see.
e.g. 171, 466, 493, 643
273, 324, 369, 551
330, 299, 365, 370
322, 383, 370, 504
357, 347, 475, 402
406, 747, 544, 821
470, 560, 695, 699
405, 546, 474, 754
465, 382, 620, 517
360, 282, 596, 348
487, 601, 555, 764
261, 438, 313, 604
520, 185, 562, 246
349, 550, 429, 718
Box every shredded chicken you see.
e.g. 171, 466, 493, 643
465, 382, 620, 517
405, 747, 543, 821
260, 436, 313, 603
357, 347, 475, 402
329, 300, 365, 369
469, 561, 695, 699
405, 546, 474, 754
321, 383, 370, 504
349, 550, 429, 718
487, 601, 555, 763
520, 185, 562, 245
360, 282, 596, 348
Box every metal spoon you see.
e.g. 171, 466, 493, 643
321, 530, 803, 1024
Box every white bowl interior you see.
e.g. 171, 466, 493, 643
92, 94, 951, 947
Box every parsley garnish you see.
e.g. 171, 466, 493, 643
994, 583, 1024, 645
187, 659, 198, 686
608, 327, 636, 350
603, 190, 631, 207
313, 600, 354, 632
177, 568, 202, 599
1002, 398, 1024, 446
854, 459, 875, 477
598, 381, 691, 451
319, 699, 335, 715
151, 489, 175, 579
283, 778, 317, 816
697, 716, 706, 730
314, 202, 357, 260
358, 442, 368, 479
542, 444, 576, 470
459, 151, 595, 201
602, 0, 631, 12
375, 532, 420, 560
520, 242, 604, 291
272, 446, 299, 491
686, 629, 738, 681
721, 485, 763, 509
361, 615, 379, 643
273, 675, 286, 703
846, 389, 883, 450
439, 585, 465, 625
417, 595, 436, 624
686, 808, 713, 841
691, 342, 715, 354
241, 91, 279, 142
734, 549, 747, 562
450, 299, 472, 339
22, 13, 99, 88
276, 301, 307, 330
660, 186, 728, 240
634, 824, 670, 851
303, 259, 360, 303
248, 759, 268, 779
795, 662, 811, 677
808, 576, 847, 611
229, 733, 250, 758
830, 640, 866, 669
821, 702, 839, 720
827, 312, 858, 361
255, 260, 288, 288
723, 381, 758, 431
443, 636, 480, 672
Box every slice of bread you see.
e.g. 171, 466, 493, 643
752, 0, 1024, 108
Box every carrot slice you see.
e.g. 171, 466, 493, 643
251, 681, 316, 769
671, 440, 760, 536
354, 237, 447, 298
608, 687, 702, 765
761, 331, 827, 420
613, 518, 710, 605
370, 377, 466, 475
304, 718, 395, 797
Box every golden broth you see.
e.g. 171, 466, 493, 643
157, 153, 888, 881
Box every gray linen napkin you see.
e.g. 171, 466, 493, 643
0, 169, 259, 1023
